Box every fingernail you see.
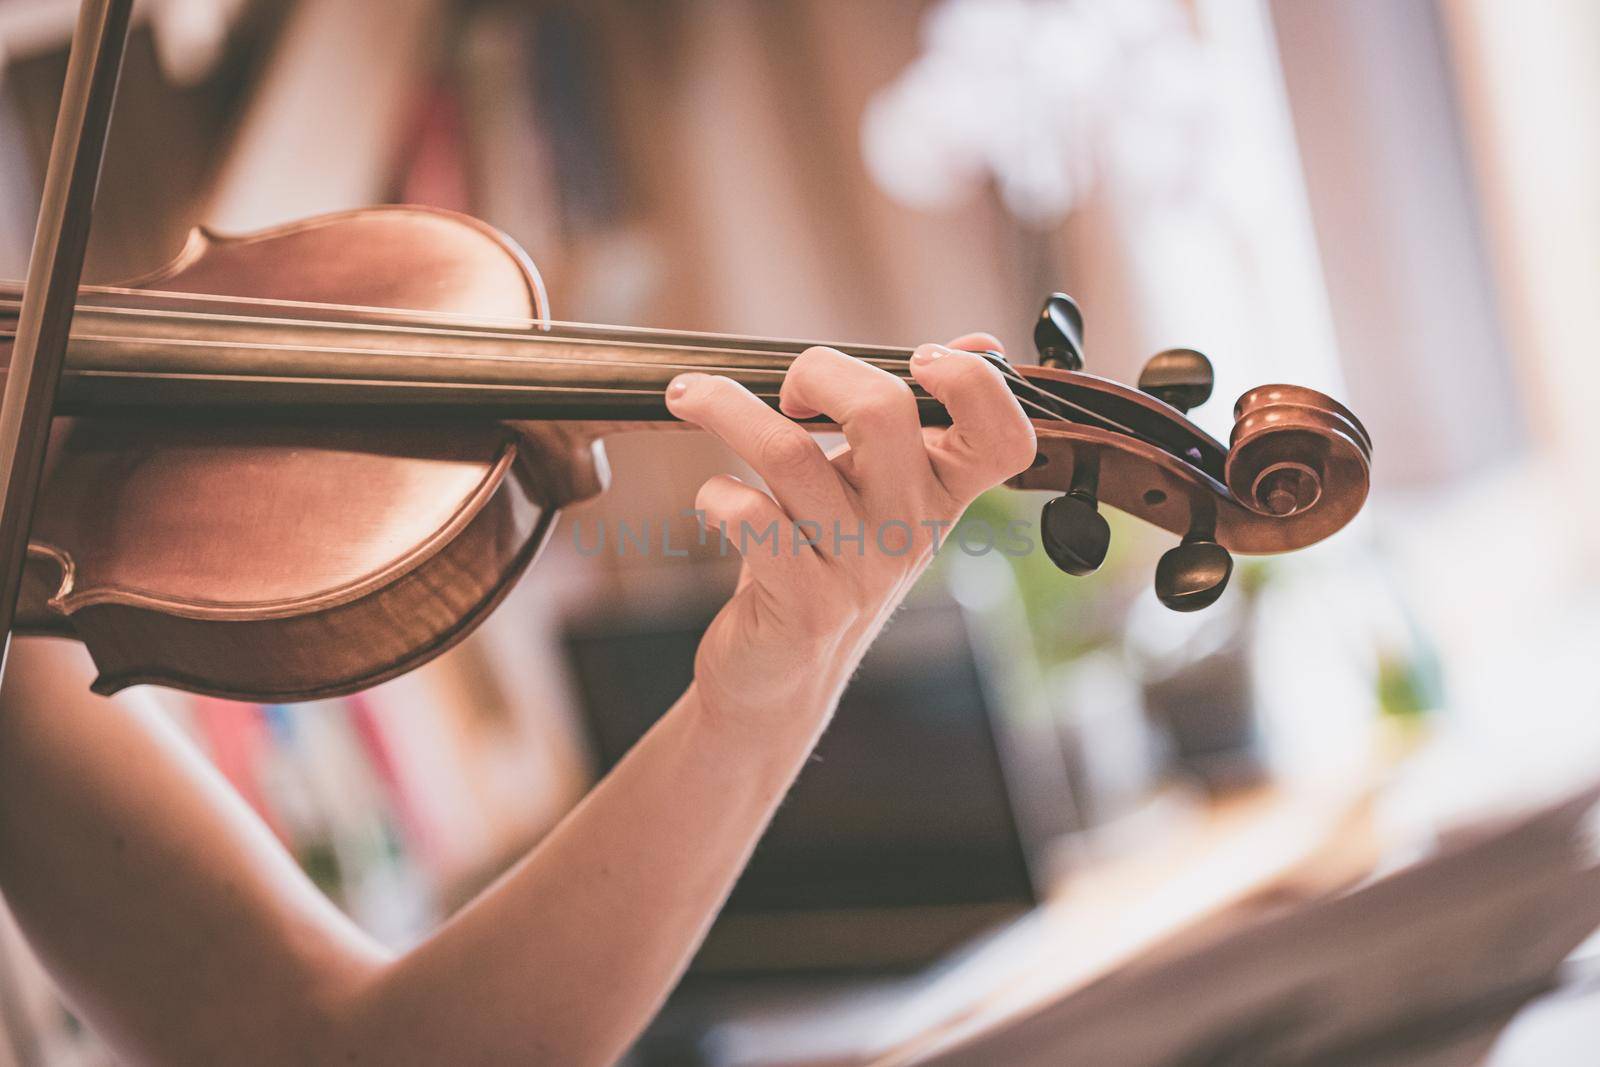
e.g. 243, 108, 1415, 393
911, 344, 947, 365
667, 373, 706, 401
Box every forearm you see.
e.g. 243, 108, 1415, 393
0, 639, 389, 1065
0, 640, 842, 1067
344, 678, 838, 1065
0, 335, 1027, 1065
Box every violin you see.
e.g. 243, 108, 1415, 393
0, 206, 1370, 702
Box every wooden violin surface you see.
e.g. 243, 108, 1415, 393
0, 205, 1371, 696
12, 208, 582, 701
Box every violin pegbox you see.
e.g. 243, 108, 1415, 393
1033, 294, 1112, 578
1138, 346, 1230, 608
1029, 294, 1234, 608
1018, 293, 1371, 612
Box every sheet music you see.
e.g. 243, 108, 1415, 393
901, 785, 1600, 1067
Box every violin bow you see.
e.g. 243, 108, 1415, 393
0, 0, 133, 679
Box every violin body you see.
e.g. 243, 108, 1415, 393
0, 205, 1371, 701
14, 208, 602, 700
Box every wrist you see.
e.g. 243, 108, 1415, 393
685, 597, 889, 745
684, 664, 843, 749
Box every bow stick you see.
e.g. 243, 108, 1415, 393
0, 0, 133, 681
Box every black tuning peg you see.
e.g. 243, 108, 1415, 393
1034, 293, 1085, 371
1042, 492, 1110, 576
1138, 348, 1213, 414
1041, 458, 1109, 576
1154, 534, 1233, 612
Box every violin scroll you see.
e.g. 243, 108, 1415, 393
1226, 385, 1372, 520
1012, 299, 1371, 610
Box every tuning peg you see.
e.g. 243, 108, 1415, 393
1138, 348, 1213, 413
1041, 458, 1108, 576
1154, 535, 1233, 612
1034, 293, 1085, 371
1041, 491, 1110, 576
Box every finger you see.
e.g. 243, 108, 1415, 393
695, 474, 812, 578
910, 344, 1037, 502
666, 372, 847, 518
777, 346, 928, 486
946, 332, 1004, 356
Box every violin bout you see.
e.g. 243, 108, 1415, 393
13, 208, 608, 700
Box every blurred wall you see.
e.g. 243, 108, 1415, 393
1270, 0, 1522, 487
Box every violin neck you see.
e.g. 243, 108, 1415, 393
0, 298, 962, 426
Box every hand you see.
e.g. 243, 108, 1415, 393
664, 334, 1036, 731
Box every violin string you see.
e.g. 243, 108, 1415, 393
18, 302, 925, 371
63, 369, 839, 406
0, 303, 1110, 432
0, 287, 1180, 447
3, 285, 916, 357
1, 317, 1081, 428
7, 282, 916, 353
41, 330, 1082, 429
1, 285, 1091, 421
1, 322, 1211, 461
0, 320, 1179, 450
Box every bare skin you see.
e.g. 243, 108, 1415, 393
0, 336, 1034, 1065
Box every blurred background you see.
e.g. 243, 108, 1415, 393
2, 0, 1599, 1064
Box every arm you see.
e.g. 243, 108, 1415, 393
0, 337, 1035, 1065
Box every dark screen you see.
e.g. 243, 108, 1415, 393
563, 602, 1036, 914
